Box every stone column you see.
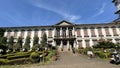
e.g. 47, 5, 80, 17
4, 31, 7, 37
60, 27, 62, 37
66, 27, 68, 37
67, 41, 70, 51
54, 28, 56, 38
74, 40, 76, 49
30, 30, 34, 50
52, 40, 56, 46
72, 27, 75, 37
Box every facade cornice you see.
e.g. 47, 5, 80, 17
1, 21, 120, 29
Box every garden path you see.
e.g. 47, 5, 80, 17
27, 52, 120, 68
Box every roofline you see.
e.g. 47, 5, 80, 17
0, 21, 119, 29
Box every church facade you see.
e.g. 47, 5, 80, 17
2, 0, 120, 51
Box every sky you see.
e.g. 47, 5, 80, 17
0, 0, 118, 27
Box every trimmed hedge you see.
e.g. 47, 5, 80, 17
0, 58, 30, 65
7, 54, 30, 60
7, 58, 30, 65
0, 59, 8, 65
30, 52, 40, 63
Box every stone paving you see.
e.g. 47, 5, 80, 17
28, 52, 120, 68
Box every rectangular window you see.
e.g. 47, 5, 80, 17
76, 29, 81, 37
21, 31, 24, 38
92, 39, 97, 45
85, 40, 90, 47
7, 32, 11, 38
112, 28, 118, 36
105, 28, 111, 36
14, 32, 17, 38
91, 29, 96, 37
84, 29, 89, 37
48, 30, 52, 38
34, 31, 38, 36
41, 31, 45, 37
115, 39, 120, 44
78, 40, 82, 48
98, 28, 103, 37
27, 31, 31, 37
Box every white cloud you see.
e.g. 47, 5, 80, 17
92, 3, 106, 17
28, 0, 81, 22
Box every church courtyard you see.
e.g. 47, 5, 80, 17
1, 52, 120, 68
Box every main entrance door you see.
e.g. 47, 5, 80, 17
63, 40, 67, 52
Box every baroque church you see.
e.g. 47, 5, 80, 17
2, 0, 120, 51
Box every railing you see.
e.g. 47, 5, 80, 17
54, 35, 76, 39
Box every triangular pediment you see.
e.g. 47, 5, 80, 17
55, 20, 74, 26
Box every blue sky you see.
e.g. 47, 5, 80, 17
0, 0, 118, 27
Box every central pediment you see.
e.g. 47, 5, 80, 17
54, 20, 74, 26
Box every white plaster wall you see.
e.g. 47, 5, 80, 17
17, 30, 21, 38
81, 28, 84, 38
95, 28, 99, 37
109, 27, 114, 37
90, 39, 93, 47
88, 28, 91, 37
38, 29, 41, 44
102, 28, 106, 37
4, 31, 7, 37
11, 31, 14, 36
30, 30, 34, 48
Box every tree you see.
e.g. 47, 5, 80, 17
0, 37, 7, 45
0, 37, 7, 54
33, 35, 39, 45
23, 36, 31, 51
32, 35, 39, 51
14, 37, 23, 51
8, 36, 14, 51
93, 39, 117, 48
0, 28, 5, 37
40, 32, 47, 47
32, 44, 39, 51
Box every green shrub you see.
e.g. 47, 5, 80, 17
7, 58, 30, 65
0, 59, 8, 65
45, 50, 55, 61
30, 52, 40, 63
7, 54, 30, 60
95, 51, 106, 58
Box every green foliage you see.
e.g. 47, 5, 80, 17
0, 37, 7, 45
0, 44, 8, 55
0, 28, 5, 37
23, 36, 31, 51
7, 54, 30, 60
32, 44, 39, 51
94, 51, 106, 58
0, 37, 8, 54
14, 37, 23, 51
45, 50, 56, 61
93, 39, 118, 48
0, 59, 8, 65
33, 35, 39, 45
41, 32, 47, 47
0, 51, 31, 65
7, 58, 30, 65
30, 52, 40, 63
8, 36, 14, 51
